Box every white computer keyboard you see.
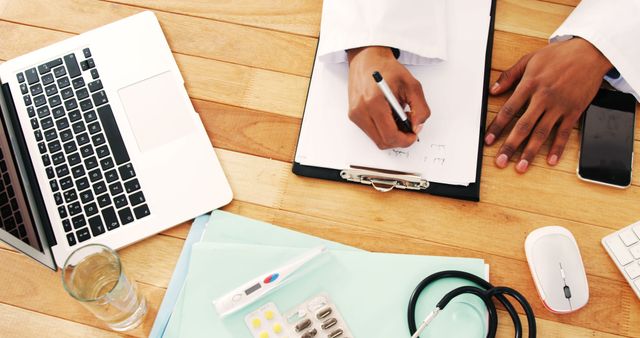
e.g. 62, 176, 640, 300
602, 221, 640, 299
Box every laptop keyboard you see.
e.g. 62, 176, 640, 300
15, 48, 150, 247
0, 149, 27, 244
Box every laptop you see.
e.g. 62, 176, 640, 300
0, 11, 233, 270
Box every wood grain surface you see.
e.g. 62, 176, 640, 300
0, 0, 638, 337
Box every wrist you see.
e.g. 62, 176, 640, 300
347, 46, 396, 64
573, 37, 613, 76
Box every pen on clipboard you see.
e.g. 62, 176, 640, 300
372, 71, 419, 141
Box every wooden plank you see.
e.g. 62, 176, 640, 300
0, 247, 167, 337
0, 0, 317, 76
495, 0, 573, 39
0, 303, 126, 338
101, 0, 322, 38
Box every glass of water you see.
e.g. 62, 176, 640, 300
61, 244, 147, 331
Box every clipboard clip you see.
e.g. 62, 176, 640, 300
340, 166, 429, 192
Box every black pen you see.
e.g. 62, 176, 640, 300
372, 71, 414, 135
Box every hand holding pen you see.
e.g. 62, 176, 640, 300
346, 46, 430, 149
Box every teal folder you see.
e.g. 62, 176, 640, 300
165, 211, 489, 337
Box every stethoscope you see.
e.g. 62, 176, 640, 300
408, 270, 537, 338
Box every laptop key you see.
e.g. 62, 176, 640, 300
76, 177, 90, 191
86, 58, 95, 69
72, 121, 85, 134
76, 227, 91, 243
84, 110, 97, 123
42, 118, 54, 131
52, 106, 65, 119
92, 91, 108, 106
80, 60, 89, 71
37, 106, 51, 118
114, 194, 128, 209
57, 76, 70, 89
23, 95, 32, 106
88, 122, 102, 135
63, 53, 81, 79
88, 215, 105, 236
35, 130, 43, 142
16, 73, 25, 83
68, 202, 81, 216
50, 180, 60, 192
76, 88, 89, 100
30, 83, 43, 96
66, 233, 77, 246
64, 189, 77, 203
49, 95, 62, 107
44, 129, 57, 142
65, 98, 78, 111
52, 152, 65, 165
46, 167, 55, 179
133, 204, 150, 219
88, 80, 103, 92
57, 205, 67, 218
80, 98, 93, 111
103, 207, 119, 230
48, 58, 63, 69
42, 73, 54, 86
56, 117, 70, 130
97, 194, 111, 208
93, 181, 107, 195
20, 83, 28, 95
124, 179, 140, 193
60, 176, 73, 191
96, 145, 109, 158
129, 191, 145, 206
27, 107, 36, 118
72, 215, 86, 230
72, 77, 85, 90
60, 129, 73, 143
85, 202, 99, 217
37, 63, 50, 75
77, 132, 90, 146
71, 164, 85, 178
80, 190, 93, 204
92, 133, 106, 146
25, 68, 38, 85
31, 119, 39, 130
91, 69, 99, 80
54, 192, 63, 205
47, 140, 61, 153
99, 106, 130, 165
80, 145, 94, 158
109, 182, 123, 196
83, 48, 91, 58
69, 109, 82, 122
53, 66, 66, 78
119, 163, 136, 181
63, 140, 77, 154
63, 219, 72, 232
61, 87, 74, 100
34, 94, 46, 107
85, 156, 98, 170
55, 164, 69, 178
44, 84, 57, 96
118, 207, 134, 225
105, 168, 118, 182
88, 169, 102, 182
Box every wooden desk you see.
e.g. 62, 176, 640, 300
0, 0, 638, 337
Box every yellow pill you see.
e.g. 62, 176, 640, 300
264, 310, 275, 320
251, 318, 261, 328
259, 332, 269, 338
273, 323, 283, 334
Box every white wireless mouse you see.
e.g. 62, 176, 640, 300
524, 226, 589, 313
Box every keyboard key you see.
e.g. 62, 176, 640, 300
69, 109, 82, 122
66, 233, 76, 246
93, 181, 107, 195
52, 152, 65, 165
129, 191, 145, 206
88, 169, 102, 182
76, 88, 89, 100
119, 163, 136, 181
109, 182, 123, 196
53, 66, 67, 78
63, 140, 77, 154
20, 83, 28, 94
64, 98, 78, 111
60, 176, 73, 191
42, 73, 54, 86
34, 94, 46, 107
114, 194, 128, 209
97, 194, 111, 208
96, 145, 109, 158
63, 219, 72, 232
48, 140, 62, 153
27, 107, 35, 118
72, 121, 85, 134
124, 179, 140, 193
76, 227, 91, 243
46, 167, 55, 179
133, 204, 150, 219
103, 207, 119, 230
88, 79, 103, 92
97, 105, 130, 164
606, 236, 635, 266
620, 229, 639, 247
63, 190, 77, 203
54, 192, 63, 205
83, 48, 91, 58
76, 177, 90, 191
92, 91, 108, 106
80, 60, 90, 71
57, 76, 70, 89
85, 202, 99, 217
68, 202, 81, 216
80, 98, 93, 111
52, 106, 65, 119
60, 129, 73, 143
90, 69, 99, 80
25, 68, 38, 85
84, 110, 97, 123
37, 63, 50, 75
625, 262, 640, 279
71, 165, 85, 178
80, 190, 93, 204
77, 132, 90, 146
42, 117, 54, 130
37, 106, 50, 118
88, 215, 105, 236
35, 130, 43, 142
30, 83, 43, 96
56, 117, 70, 130
47, 58, 63, 69
61, 87, 74, 100
118, 207, 134, 225
16, 73, 25, 83
72, 215, 86, 229
92, 133, 106, 146
23, 95, 32, 106
630, 244, 640, 259
44, 129, 56, 142
85, 156, 98, 170
44, 84, 57, 96
38, 142, 46, 154
64, 53, 81, 79
73, 77, 85, 90
57, 205, 67, 218
86, 58, 95, 69
80, 145, 94, 157
105, 168, 118, 182
55, 164, 69, 178
31, 119, 39, 130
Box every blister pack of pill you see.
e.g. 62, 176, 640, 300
245, 302, 292, 338
284, 293, 353, 338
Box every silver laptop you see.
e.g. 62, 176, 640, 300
0, 11, 232, 269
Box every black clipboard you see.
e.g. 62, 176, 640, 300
293, 0, 497, 202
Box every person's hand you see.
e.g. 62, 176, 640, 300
485, 37, 613, 173
347, 46, 430, 149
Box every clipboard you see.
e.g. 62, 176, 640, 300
293, 0, 497, 202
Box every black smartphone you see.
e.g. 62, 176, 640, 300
578, 89, 637, 188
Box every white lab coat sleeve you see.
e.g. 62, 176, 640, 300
317, 0, 447, 65
550, 0, 640, 101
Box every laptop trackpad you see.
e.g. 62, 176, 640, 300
118, 71, 193, 153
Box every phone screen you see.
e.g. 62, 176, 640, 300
579, 90, 636, 187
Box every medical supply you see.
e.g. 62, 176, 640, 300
408, 270, 536, 338
214, 246, 328, 317
286, 293, 353, 338
602, 220, 640, 299
245, 303, 292, 338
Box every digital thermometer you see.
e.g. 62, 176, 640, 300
213, 246, 328, 318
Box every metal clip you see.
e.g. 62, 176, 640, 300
340, 166, 429, 192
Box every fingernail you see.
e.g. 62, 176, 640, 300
516, 159, 529, 173
491, 82, 500, 93
484, 133, 495, 145
548, 154, 558, 166
415, 123, 424, 134
496, 154, 509, 168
